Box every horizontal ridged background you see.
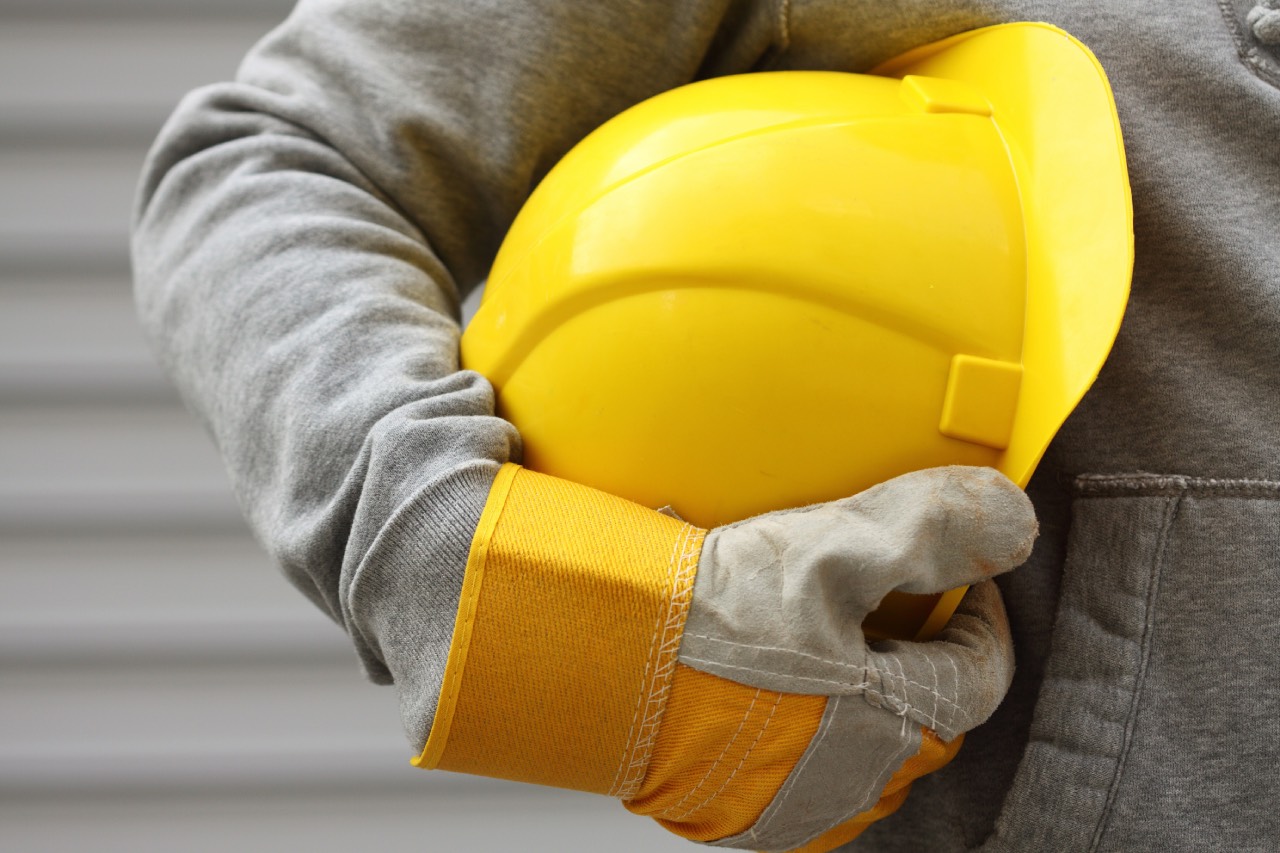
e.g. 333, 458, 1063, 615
0, 3, 688, 850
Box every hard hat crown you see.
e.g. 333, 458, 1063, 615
463, 23, 1132, 638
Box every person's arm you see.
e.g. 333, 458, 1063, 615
133, 3, 1034, 849
133, 0, 775, 735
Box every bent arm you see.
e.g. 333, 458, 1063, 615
131, 0, 779, 748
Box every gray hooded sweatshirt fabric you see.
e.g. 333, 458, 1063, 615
131, 1, 1280, 850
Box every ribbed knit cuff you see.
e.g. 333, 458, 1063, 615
344, 459, 501, 750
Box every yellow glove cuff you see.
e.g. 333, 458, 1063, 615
414, 463, 703, 797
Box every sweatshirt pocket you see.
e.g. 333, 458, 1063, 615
1219, 0, 1280, 88
982, 475, 1280, 853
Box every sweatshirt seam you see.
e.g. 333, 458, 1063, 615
777, 0, 792, 53
1087, 489, 1180, 852
1074, 473, 1280, 498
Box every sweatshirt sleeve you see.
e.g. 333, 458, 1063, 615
130, 0, 781, 750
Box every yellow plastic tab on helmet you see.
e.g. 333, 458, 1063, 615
415, 464, 704, 796
901, 74, 992, 116
940, 354, 1024, 450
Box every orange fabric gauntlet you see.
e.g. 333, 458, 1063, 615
416, 465, 991, 851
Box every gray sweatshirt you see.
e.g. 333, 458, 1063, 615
132, 1, 1280, 850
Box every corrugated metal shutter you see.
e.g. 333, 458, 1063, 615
0, 4, 689, 850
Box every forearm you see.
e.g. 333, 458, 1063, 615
131, 0, 770, 747
130, 70, 520, 730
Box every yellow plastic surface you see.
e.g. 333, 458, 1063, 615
462, 23, 1131, 641
940, 354, 1024, 450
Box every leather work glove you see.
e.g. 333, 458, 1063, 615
414, 463, 1036, 852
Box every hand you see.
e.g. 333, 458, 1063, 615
415, 465, 1036, 851
630, 466, 1035, 850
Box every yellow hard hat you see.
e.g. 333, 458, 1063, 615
462, 22, 1132, 639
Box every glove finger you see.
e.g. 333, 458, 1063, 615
864, 580, 1014, 742
681, 468, 1032, 697
833, 466, 1039, 600
697, 466, 1035, 637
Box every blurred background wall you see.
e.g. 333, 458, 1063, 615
0, 2, 689, 850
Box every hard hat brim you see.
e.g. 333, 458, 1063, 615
874, 22, 1134, 490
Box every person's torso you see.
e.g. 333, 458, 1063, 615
766, 2, 1280, 849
